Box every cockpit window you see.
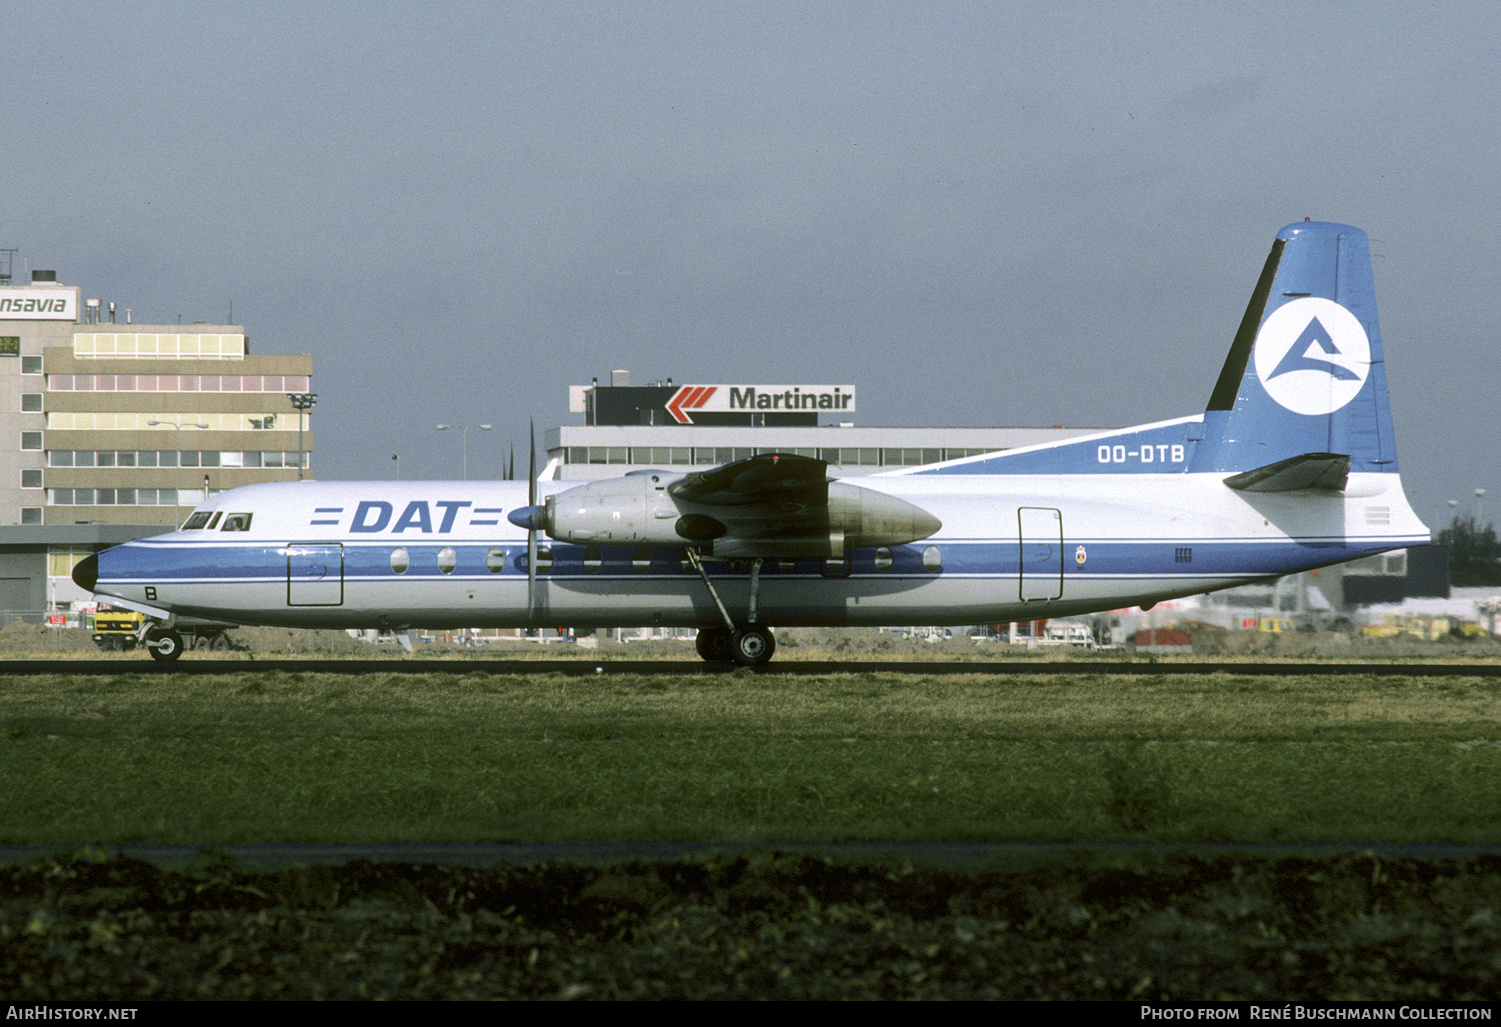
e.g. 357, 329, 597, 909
221, 513, 253, 532
181, 512, 213, 530
205, 511, 223, 530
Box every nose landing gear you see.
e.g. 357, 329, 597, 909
145, 627, 185, 662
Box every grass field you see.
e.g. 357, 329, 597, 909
5, 668, 1501, 845
7, 666, 1501, 1000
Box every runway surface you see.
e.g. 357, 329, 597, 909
0, 657, 1498, 675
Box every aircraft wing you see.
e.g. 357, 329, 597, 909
658, 452, 938, 555
668, 452, 828, 508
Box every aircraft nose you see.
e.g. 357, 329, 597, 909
72, 553, 99, 592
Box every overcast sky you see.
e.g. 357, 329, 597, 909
5, 1, 1496, 529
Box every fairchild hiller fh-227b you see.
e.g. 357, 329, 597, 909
75, 220, 1429, 664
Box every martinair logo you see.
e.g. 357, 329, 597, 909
665, 384, 855, 424
667, 386, 718, 424
1253, 297, 1371, 416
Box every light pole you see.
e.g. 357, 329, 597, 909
436, 424, 491, 480
147, 419, 209, 527
392, 454, 400, 480
287, 393, 317, 481
1478, 489, 1488, 525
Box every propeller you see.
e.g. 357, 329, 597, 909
527, 420, 537, 619
506, 421, 541, 621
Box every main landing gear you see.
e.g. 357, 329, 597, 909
694, 625, 776, 666
685, 549, 777, 666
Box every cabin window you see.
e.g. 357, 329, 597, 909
923, 545, 942, 572
535, 546, 553, 574
390, 548, 410, 574
583, 546, 602, 573
874, 547, 894, 571
437, 547, 457, 574
485, 547, 506, 573
181, 511, 213, 530
632, 546, 650, 572
221, 512, 253, 531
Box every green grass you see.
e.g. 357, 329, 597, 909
4, 669, 1501, 844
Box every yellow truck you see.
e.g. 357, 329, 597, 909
91, 603, 146, 650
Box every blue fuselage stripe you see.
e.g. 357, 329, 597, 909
99, 536, 1420, 586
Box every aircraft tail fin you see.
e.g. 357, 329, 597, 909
1189, 220, 1399, 475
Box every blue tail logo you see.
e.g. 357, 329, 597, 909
1253, 296, 1370, 417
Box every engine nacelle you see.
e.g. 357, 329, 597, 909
544, 473, 682, 544
541, 473, 941, 556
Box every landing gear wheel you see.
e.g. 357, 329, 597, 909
209, 634, 231, 651
147, 628, 184, 662
730, 627, 775, 666
695, 627, 733, 662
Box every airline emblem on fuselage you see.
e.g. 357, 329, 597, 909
1253, 297, 1371, 416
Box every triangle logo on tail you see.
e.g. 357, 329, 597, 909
1253, 297, 1371, 416
1268, 316, 1363, 381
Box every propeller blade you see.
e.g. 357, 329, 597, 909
527, 419, 537, 619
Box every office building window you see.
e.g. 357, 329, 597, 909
20, 432, 41, 451
49, 488, 194, 507
21, 356, 41, 374
20, 507, 42, 524
20, 394, 42, 412
47, 373, 310, 393
46, 449, 308, 469
20, 469, 41, 489
72, 332, 246, 360
45, 411, 290, 432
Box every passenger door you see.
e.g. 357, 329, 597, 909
1018, 507, 1063, 601
287, 543, 344, 606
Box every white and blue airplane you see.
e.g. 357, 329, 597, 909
75, 220, 1430, 663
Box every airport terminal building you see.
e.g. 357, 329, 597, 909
549, 371, 1099, 479
0, 263, 313, 617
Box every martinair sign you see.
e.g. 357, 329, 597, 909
666, 384, 856, 424
0, 288, 79, 321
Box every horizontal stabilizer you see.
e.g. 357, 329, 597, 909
1223, 452, 1351, 492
